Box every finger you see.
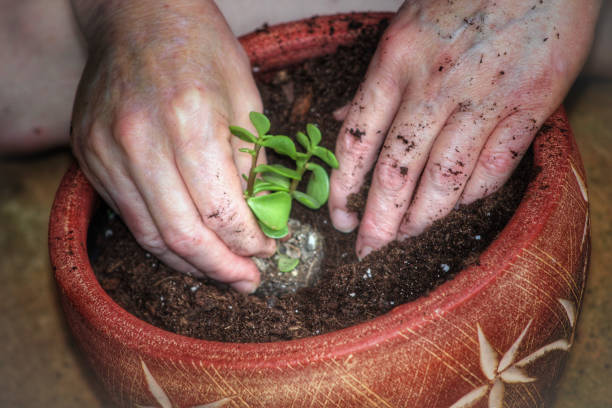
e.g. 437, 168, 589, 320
166, 91, 275, 258
71, 125, 119, 213
91, 155, 202, 275
80, 122, 201, 275
328, 38, 407, 233
398, 105, 502, 238
459, 110, 544, 204
355, 100, 452, 258
74, 152, 119, 214
117, 113, 261, 291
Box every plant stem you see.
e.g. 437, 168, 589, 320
246, 144, 262, 197
289, 153, 312, 193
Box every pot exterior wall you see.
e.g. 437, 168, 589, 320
49, 14, 589, 408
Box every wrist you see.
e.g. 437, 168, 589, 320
70, 0, 218, 47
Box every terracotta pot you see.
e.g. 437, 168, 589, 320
49, 13, 590, 408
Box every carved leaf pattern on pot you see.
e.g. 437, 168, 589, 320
571, 162, 588, 203
136, 358, 235, 408
449, 298, 577, 408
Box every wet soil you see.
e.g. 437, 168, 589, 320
89, 22, 533, 343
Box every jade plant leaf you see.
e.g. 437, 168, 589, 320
312, 146, 339, 169
292, 190, 321, 209
258, 222, 289, 239
247, 191, 291, 231
278, 254, 300, 272
249, 111, 270, 137
262, 135, 297, 159
306, 123, 322, 146
296, 131, 310, 151
305, 162, 330, 206
262, 172, 290, 189
252, 180, 290, 195
253, 164, 301, 180
229, 125, 257, 143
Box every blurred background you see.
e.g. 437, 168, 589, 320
1, 1, 610, 406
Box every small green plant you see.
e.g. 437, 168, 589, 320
229, 111, 338, 272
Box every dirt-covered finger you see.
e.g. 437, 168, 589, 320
460, 110, 546, 205
355, 101, 451, 258
328, 45, 407, 233
398, 106, 501, 238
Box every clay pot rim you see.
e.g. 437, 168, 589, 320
49, 13, 574, 369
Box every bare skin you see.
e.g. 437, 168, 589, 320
328, 0, 601, 259
0, 0, 85, 153
0, 0, 603, 290
69, 0, 275, 293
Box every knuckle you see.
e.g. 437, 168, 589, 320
336, 129, 381, 188
165, 86, 228, 149
360, 213, 397, 243
477, 148, 518, 178
334, 133, 378, 194
167, 87, 208, 123
375, 156, 410, 193
426, 156, 468, 192
162, 224, 203, 258
369, 65, 401, 99
112, 110, 149, 154
338, 127, 376, 157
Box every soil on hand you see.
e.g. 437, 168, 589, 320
89, 21, 534, 343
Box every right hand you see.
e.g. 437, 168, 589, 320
70, 0, 275, 293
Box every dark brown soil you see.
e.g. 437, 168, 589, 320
89, 23, 534, 343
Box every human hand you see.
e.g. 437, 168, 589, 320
329, 0, 600, 258
70, 0, 275, 293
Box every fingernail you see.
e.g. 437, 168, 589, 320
359, 246, 373, 260
332, 209, 358, 233
397, 233, 410, 242
231, 279, 259, 294
333, 104, 350, 121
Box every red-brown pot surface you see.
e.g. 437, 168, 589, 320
49, 13, 590, 408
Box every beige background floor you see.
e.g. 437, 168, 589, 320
0, 83, 610, 407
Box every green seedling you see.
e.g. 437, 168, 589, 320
229, 111, 339, 272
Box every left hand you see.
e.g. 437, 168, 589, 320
329, 0, 600, 258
